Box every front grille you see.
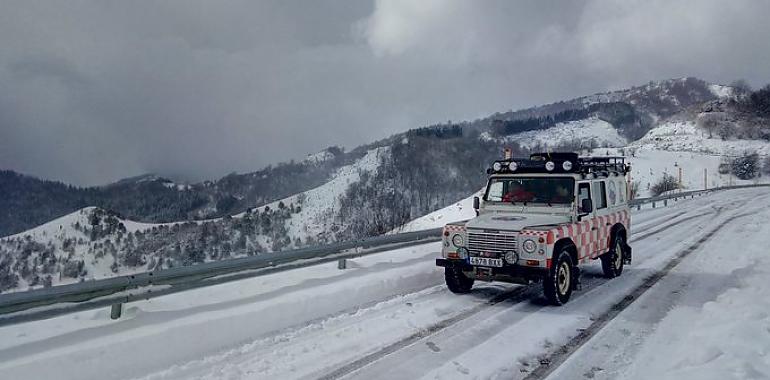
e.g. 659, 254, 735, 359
467, 230, 517, 255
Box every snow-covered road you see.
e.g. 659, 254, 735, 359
0, 188, 767, 380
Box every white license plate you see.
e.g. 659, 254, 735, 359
469, 257, 503, 267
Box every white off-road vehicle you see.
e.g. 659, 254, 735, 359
436, 152, 632, 305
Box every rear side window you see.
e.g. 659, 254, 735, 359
593, 181, 607, 209
616, 180, 625, 204
608, 180, 618, 205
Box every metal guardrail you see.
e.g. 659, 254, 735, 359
628, 183, 770, 209
0, 228, 441, 326
1, 184, 767, 327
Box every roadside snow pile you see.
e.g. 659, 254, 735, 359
481, 117, 627, 149
632, 121, 770, 156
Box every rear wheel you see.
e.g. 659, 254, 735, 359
445, 266, 474, 294
543, 250, 575, 305
601, 233, 625, 278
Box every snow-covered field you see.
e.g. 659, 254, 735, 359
1, 187, 768, 380
633, 121, 770, 157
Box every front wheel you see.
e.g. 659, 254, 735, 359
543, 250, 575, 305
445, 266, 474, 294
601, 233, 625, 278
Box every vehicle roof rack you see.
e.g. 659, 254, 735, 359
487, 152, 630, 176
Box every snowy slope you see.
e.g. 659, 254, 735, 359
393, 190, 481, 233
0, 147, 388, 293
482, 116, 628, 149
632, 120, 770, 156
6, 207, 158, 241
239, 146, 390, 242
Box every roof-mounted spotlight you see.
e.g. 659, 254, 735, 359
545, 161, 555, 171
508, 161, 518, 171
492, 162, 502, 172
562, 160, 573, 171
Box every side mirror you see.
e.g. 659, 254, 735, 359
580, 198, 593, 215
473, 196, 480, 210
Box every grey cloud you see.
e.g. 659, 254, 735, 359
1, 0, 769, 185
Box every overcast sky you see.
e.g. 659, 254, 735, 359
1, 0, 769, 186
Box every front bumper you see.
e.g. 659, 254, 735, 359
436, 258, 548, 284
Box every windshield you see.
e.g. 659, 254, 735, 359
484, 177, 574, 204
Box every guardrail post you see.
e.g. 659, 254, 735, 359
652, 201, 656, 208
637, 204, 641, 211
338, 258, 347, 270
110, 303, 122, 320
664, 199, 668, 207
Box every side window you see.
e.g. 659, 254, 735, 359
577, 182, 591, 209
593, 181, 607, 209
608, 180, 618, 205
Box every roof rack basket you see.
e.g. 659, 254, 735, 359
487, 152, 630, 175
577, 156, 628, 175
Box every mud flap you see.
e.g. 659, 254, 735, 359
622, 242, 633, 264
573, 265, 582, 291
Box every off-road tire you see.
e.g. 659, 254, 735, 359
601, 233, 625, 278
445, 266, 474, 294
543, 250, 575, 305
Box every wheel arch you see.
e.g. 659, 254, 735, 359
553, 237, 578, 267
609, 223, 627, 248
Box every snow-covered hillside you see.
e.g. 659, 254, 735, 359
0, 147, 388, 293
632, 121, 770, 156
482, 116, 627, 149
393, 190, 481, 233
239, 146, 389, 242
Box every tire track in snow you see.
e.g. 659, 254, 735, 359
314, 205, 720, 379
521, 208, 757, 380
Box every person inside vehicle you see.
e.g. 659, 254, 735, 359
502, 181, 534, 202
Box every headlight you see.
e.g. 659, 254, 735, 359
508, 161, 518, 171
562, 160, 573, 171
492, 162, 502, 172
545, 161, 555, 171
522, 239, 537, 253
504, 251, 518, 264
457, 247, 469, 259
451, 234, 464, 247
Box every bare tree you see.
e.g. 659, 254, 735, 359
696, 112, 723, 138
650, 174, 680, 196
